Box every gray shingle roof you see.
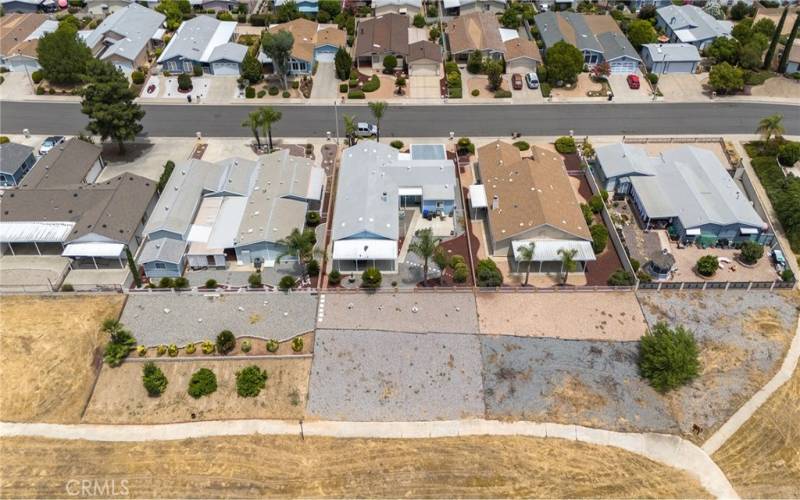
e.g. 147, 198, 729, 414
157, 15, 243, 64
84, 4, 165, 63
657, 4, 732, 43
0, 142, 33, 175
640, 43, 701, 62
208, 42, 247, 62
597, 31, 641, 61
19, 138, 102, 189
535, 11, 640, 60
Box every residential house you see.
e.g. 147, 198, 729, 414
407, 40, 443, 75
446, 11, 505, 61
354, 13, 409, 70
0, 142, 36, 187
83, 4, 165, 77
157, 15, 246, 74
140, 150, 324, 278
0, 13, 58, 72
656, 4, 733, 50
474, 140, 595, 275
331, 141, 457, 273
442, 0, 507, 16
275, 0, 318, 14
504, 35, 543, 74
640, 43, 700, 74
19, 138, 105, 189
754, 2, 798, 36
0, 0, 55, 14
534, 11, 642, 73
782, 39, 800, 74
262, 18, 346, 74
595, 143, 770, 245
190, 0, 247, 11
373, 0, 422, 16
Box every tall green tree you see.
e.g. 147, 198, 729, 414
544, 41, 583, 85
276, 227, 317, 278
125, 246, 141, 288
708, 62, 744, 94
275, 0, 300, 22
242, 110, 262, 149
36, 24, 91, 84
240, 47, 263, 83
408, 228, 438, 286
259, 106, 282, 152
757, 114, 784, 142
343, 114, 356, 146
262, 30, 294, 89
516, 242, 535, 286
485, 59, 504, 91
707, 36, 740, 65
155, 0, 186, 30
368, 101, 388, 142
763, 7, 788, 69
334, 46, 352, 81
558, 247, 577, 285
778, 14, 800, 73
81, 60, 144, 153
626, 19, 657, 50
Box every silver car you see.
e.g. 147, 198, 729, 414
39, 136, 65, 155
525, 72, 540, 90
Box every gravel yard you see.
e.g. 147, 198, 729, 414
306, 329, 485, 421
477, 292, 647, 341
318, 292, 479, 334
121, 293, 318, 346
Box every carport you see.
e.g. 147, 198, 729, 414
0, 221, 73, 256
332, 239, 398, 273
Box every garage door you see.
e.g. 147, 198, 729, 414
662, 61, 695, 74
409, 62, 439, 77
610, 60, 637, 74
507, 59, 535, 75
211, 62, 239, 75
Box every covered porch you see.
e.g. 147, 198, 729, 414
510, 239, 596, 275
332, 238, 398, 273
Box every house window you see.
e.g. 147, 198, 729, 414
154, 263, 166, 270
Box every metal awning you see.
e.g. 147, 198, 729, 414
740, 227, 759, 235
468, 184, 487, 209
62, 242, 125, 258
0, 222, 74, 243
306, 167, 325, 201
333, 239, 397, 261
511, 239, 596, 262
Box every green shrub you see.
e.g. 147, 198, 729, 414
266, 339, 279, 352
48, 87, 56, 95
282, 90, 290, 98
32, 70, 44, 83
390, 140, 404, 149
647, 72, 658, 84
216, 330, 236, 355
158, 277, 174, 288
412, 12, 425, 28
268, 86, 279, 95
292, 80, 300, 89
513, 141, 530, 151
362, 74, 380, 92
467, 50, 482, 74
131, 70, 145, 84
778, 141, 800, 166
639, 322, 700, 393
696, 255, 719, 277
448, 87, 462, 98
204, 279, 218, 289
457, 137, 475, 155
738, 240, 764, 264
36, 86, 45, 95
157, 344, 167, 356
137, 345, 147, 356
0, 136, 9, 144
494, 89, 512, 98
476, 259, 503, 287
588, 194, 604, 214
580, 203, 594, 226
241, 339, 252, 353
630, 258, 641, 273
248, 272, 262, 287
186, 343, 197, 354
291, 336, 304, 352
236, 365, 267, 397
102, 320, 137, 366
187, 368, 217, 398
607, 269, 635, 286
245, 86, 255, 98
637, 270, 653, 282
471, 89, 479, 96
453, 263, 469, 283
306, 210, 321, 226
279, 275, 297, 290
348, 89, 365, 99
446, 71, 461, 88
554, 136, 577, 154
201, 340, 215, 354
253, 89, 264, 98
173, 276, 189, 289
168, 344, 178, 357
193, 65, 203, 76
142, 362, 168, 396
781, 268, 795, 282
540, 82, 552, 98
339, 83, 348, 92
177, 73, 192, 91
61, 283, 75, 292
307, 259, 320, 276
328, 269, 342, 285
361, 267, 382, 288
590, 224, 609, 253
383, 54, 397, 73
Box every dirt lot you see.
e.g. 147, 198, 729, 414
0, 435, 709, 498
0, 295, 125, 423
83, 358, 310, 424
713, 364, 800, 499
476, 291, 647, 341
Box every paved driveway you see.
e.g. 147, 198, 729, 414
310, 62, 339, 100
410, 75, 441, 99
609, 71, 652, 103
657, 73, 707, 101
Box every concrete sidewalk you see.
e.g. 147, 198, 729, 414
0, 418, 738, 498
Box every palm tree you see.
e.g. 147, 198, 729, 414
395, 76, 406, 96
276, 228, 317, 278
242, 111, 262, 150
558, 248, 578, 285
757, 114, 784, 143
517, 242, 535, 286
368, 101, 388, 142
259, 107, 282, 153
343, 114, 357, 146
408, 228, 438, 286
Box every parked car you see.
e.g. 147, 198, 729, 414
39, 136, 65, 155
356, 122, 378, 137
626, 74, 640, 89
772, 248, 787, 269
511, 73, 523, 90
525, 72, 539, 89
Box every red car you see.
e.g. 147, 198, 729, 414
627, 74, 640, 89
511, 73, 523, 91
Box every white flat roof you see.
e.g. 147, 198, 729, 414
399, 187, 423, 196
0, 221, 74, 243
62, 242, 125, 258
511, 239, 596, 262
333, 239, 398, 260
468, 184, 487, 208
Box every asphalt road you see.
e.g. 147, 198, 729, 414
1, 101, 798, 138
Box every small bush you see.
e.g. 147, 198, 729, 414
647, 72, 658, 84
457, 137, 475, 155
266, 339, 279, 352
580, 203, 593, 226
192, 65, 203, 76
236, 365, 267, 397
307, 259, 320, 277
36, 86, 45, 95
361, 267, 382, 288
279, 275, 297, 290
241, 339, 252, 353
390, 140, 404, 150
777, 141, 800, 166
245, 86, 255, 98
554, 136, 577, 154
494, 89, 512, 98
142, 362, 168, 396
131, 70, 145, 84
216, 330, 236, 355
168, 344, 178, 357
328, 269, 342, 285
282, 90, 290, 98
186, 343, 197, 354
588, 194, 605, 214
451, 255, 466, 268
102, 320, 137, 366
630, 258, 641, 273
339, 83, 348, 92
347, 89, 365, 99
137, 345, 147, 356
158, 277, 174, 288
177, 73, 192, 91
48, 87, 56, 95
31, 70, 43, 84
157, 344, 167, 356
201, 340, 215, 354
476, 259, 503, 287
738, 240, 764, 264
268, 86, 279, 95
306, 210, 321, 226
257, 89, 266, 98
291, 336, 304, 352
781, 269, 795, 282
590, 224, 609, 253
607, 269, 635, 286
248, 272, 262, 287
204, 279, 218, 289
453, 263, 469, 283
471, 89, 479, 96
187, 368, 217, 398
292, 80, 300, 89
362, 75, 380, 92
0, 136, 9, 144
173, 276, 189, 289
448, 87, 462, 98
639, 322, 700, 393
696, 255, 719, 277
513, 141, 530, 151
61, 283, 75, 292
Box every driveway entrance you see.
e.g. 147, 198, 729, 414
410, 75, 440, 99
310, 62, 338, 100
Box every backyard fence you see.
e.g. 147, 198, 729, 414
622, 136, 724, 144
637, 280, 794, 291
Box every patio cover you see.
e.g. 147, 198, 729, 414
468, 184, 487, 208
333, 239, 398, 260
511, 239, 596, 262
0, 222, 74, 243
62, 242, 125, 258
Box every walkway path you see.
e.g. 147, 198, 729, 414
0, 418, 737, 499
703, 317, 800, 455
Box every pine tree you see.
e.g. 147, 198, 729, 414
36, 24, 91, 84
778, 14, 800, 73
240, 47, 263, 84
763, 6, 789, 69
